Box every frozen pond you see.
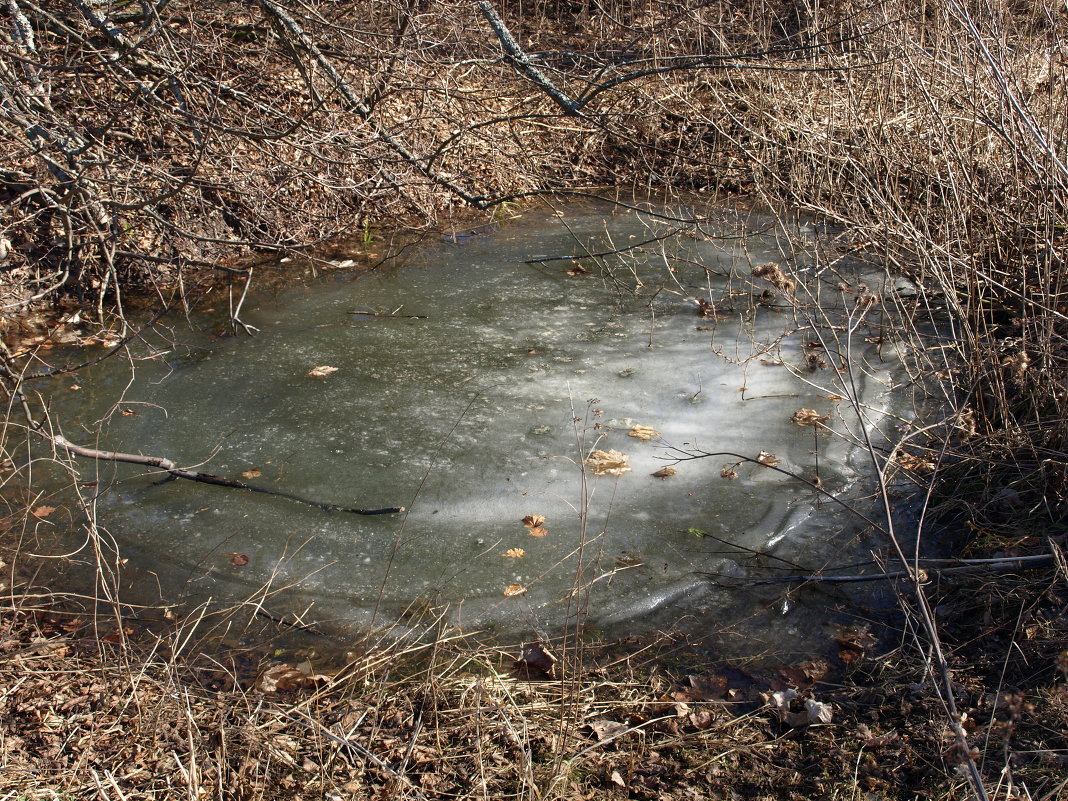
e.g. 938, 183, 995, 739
40, 202, 914, 654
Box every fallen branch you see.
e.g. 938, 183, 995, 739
476, 1, 581, 116
737, 554, 1056, 585
52, 435, 403, 516
348, 311, 428, 319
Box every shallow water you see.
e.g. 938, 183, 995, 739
41, 202, 913, 655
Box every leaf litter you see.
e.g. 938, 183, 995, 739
2, 603, 1061, 800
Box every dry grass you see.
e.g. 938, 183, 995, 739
2, 566, 1065, 801
0, 601, 1059, 800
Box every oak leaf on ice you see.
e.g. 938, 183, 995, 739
584, 449, 632, 477
757, 451, 781, 467
790, 408, 830, 427
627, 424, 660, 441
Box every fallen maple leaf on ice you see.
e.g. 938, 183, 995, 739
503, 583, 527, 597
31, 505, 56, 518
241, 468, 262, 479
523, 515, 549, 536
584, 449, 632, 477
503, 548, 526, 558
651, 466, 677, 479
307, 365, 339, 378
628, 424, 660, 441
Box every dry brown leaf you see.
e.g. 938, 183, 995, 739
503, 547, 526, 558
896, 451, 936, 472
307, 365, 339, 378
651, 466, 677, 479
522, 514, 545, 528
838, 647, 862, 664
230, 553, 249, 566
836, 627, 877, 664
528, 526, 549, 538
860, 728, 901, 749
791, 408, 831, 427
31, 505, 56, 518
588, 719, 629, 741
779, 659, 830, 689
584, 449, 632, 477
242, 468, 262, 479
688, 710, 715, 730
757, 451, 781, 467
257, 665, 306, 693
101, 625, 136, 645
627, 424, 660, 441
720, 466, 738, 480
685, 674, 730, 701
120, 408, 136, 416
752, 262, 795, 295
257, 662, 332, 694
513, 641, 557, 679
503, 583, 527, 597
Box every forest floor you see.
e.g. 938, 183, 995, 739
1, 556, 1066, 800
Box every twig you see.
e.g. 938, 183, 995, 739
52, 435, 403, 516
348, 311, 428, 319
742, 554, 1056, 585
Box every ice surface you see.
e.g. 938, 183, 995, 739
46, 203, 909, 649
